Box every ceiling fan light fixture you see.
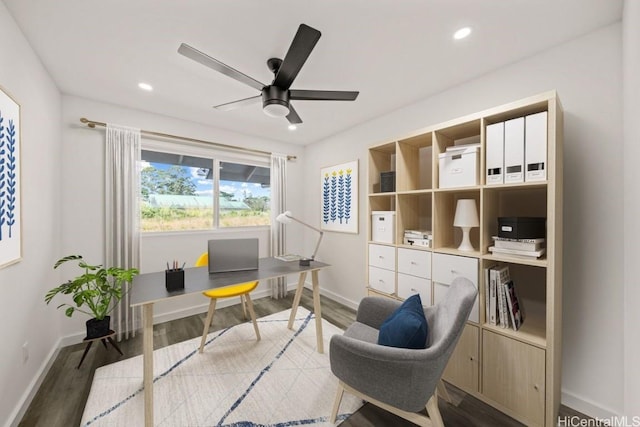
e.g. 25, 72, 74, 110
263, 101, 290, 117
262, 86, 290, 117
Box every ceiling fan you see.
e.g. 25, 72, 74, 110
178, 24, 359, 125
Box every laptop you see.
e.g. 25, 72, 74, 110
207, 238, 259, 273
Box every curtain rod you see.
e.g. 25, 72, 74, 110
79, 118, 297, 161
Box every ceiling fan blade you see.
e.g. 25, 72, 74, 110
213, 95, 261, 111
178, 43, 265, 92
286, 104, 303, 124
273, 24, 321, 90
290, 89, 359, 101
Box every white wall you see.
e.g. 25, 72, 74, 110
304, 24, 624, 418
0, 3, 63, 426
623, 0, 640, 417
60, 95, 306, 339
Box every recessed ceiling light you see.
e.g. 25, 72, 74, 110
453, 27, 472, 40
288, 124, 297, 131
138, 82, 153, 91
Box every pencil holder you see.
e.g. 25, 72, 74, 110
165, 269, 185, 292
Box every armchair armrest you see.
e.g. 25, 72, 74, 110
355, 297, 401, 329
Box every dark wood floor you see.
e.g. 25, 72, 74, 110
19, 290, 588, 426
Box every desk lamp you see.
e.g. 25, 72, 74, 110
276, 211, 324, 266
453, 199, 479, 252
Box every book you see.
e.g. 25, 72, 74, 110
503, 280, 524, 331
493, 236, 545, 251
484, 265, 496, 323
495, 266, 510, 328
489, 268, 498, 326
489, 246, 546, 259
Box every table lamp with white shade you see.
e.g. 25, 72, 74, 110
453, 199, 479, 251
275, 211, 324, 266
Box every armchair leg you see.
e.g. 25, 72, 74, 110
330, 382, 345, 424
426, 394, 444, 427
437, 379, 451, 403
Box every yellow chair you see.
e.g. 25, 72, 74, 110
195, 252, 261, 353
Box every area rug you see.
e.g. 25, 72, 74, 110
81, 307, 362, 426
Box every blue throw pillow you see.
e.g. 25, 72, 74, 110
377, 294, 429, 349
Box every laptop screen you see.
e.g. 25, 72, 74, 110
207, 238, 259, 273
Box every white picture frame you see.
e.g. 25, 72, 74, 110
320, 160, 358, 234
0, 85, 21, 269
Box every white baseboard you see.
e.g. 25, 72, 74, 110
562, 389, 621, 419
6, 339, 63, 427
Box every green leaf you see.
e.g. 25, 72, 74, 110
53, 255, 83, 269
65, 307, 75, 317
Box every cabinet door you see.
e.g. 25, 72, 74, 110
482, 330, 545, 426
368, 244, 396, 270
443, 324, 479, 392
368, 266, 395, 294
397, 248, 431, 279
397, 273, 431, 306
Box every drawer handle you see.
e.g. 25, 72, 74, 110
410, 288, 418, 292
379, 279, 385, 283
379, 255, 384, 259
410, 261, 417, 265
450, 269, 458, 274
533, 384, 539, 391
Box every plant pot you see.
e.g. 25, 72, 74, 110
86, 316, 111, 339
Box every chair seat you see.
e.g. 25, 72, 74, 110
203, 281, 258, 299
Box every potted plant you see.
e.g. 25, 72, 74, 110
45, 255, 139, 339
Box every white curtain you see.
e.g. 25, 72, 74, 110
270, 153, 287, 298
105, 124, 141, 340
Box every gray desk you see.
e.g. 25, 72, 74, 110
130, 257, 330, 427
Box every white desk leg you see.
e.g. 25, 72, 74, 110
142, 303, 154, 427
288, 271, 307, 330
311, 269, 324, 354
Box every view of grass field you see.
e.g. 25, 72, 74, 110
141, 206, 270, 232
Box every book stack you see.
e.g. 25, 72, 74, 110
488, 236, 546, 259
403, 229, 432, 248
484, 265, 524, 331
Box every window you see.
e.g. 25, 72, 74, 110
139, 148, 270, 232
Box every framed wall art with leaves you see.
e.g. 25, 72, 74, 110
0, 85, 21, 268
320, 160, 358, 234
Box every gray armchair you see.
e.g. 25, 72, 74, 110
329, 277, 477, 426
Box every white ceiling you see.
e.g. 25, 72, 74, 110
4, 0, 622, 145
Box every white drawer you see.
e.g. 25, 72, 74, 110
368, 266, 396, 294
432, 253, 478, 286
368, 244, 396, 271
434, 281, 479, 323
397, 248, 431, 279
398, 273, 432, 306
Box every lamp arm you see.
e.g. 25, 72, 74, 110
287, 215, 323, 234
311, 231, 325, 260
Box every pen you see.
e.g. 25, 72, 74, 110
166, 262, 170, 271
181, 262, 186, 270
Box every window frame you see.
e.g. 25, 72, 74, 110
140, 138, 271, 235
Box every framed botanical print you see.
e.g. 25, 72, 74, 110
320, 160, 358, 234
0, 85, 21, 268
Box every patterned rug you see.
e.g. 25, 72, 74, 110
81, 307, 362, 426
